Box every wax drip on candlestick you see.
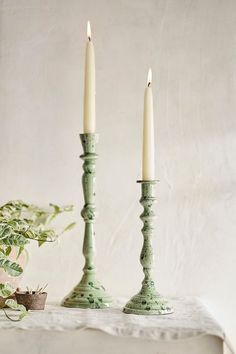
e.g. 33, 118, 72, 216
147, 68, 152, 87
87, 21, 91, 41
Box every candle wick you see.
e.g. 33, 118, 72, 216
88, 36, 91, 41
148, 82, 151, 87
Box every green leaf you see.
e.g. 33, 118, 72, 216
0, 283, 15, 298
5, 299, 28, 321
5, 246, 12, 256
47, 204, 74, 224
62, 222, 76, 234
0, 220, 30, 247
0, 233, 29, 247
0, 225, 12, 240
38, 235, 48, 247
16, 246, 24, 259
0, 253, 23, 276
63, 205, 74, 212
49, 203, 61, 214
46, 214, 57, 224
37, 229, 55, 247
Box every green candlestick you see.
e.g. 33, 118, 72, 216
62, 133, 112, 309
123, 180, 173, 315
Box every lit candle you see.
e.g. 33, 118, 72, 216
83, 21, 96, 133
142, 68, 155, 180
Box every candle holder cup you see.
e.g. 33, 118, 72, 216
123, 180, 173, 315
62, 133, 112, 309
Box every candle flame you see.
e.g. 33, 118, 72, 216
147, 68, 152, 86
87, 21, 91, 40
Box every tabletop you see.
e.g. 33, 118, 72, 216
0, 297, 233, 354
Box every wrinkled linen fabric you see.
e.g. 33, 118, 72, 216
0, 297, 232, 351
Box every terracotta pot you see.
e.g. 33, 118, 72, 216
15, 292, 47, 310
0, 248, 28, 288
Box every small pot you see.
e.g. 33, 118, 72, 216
15, 292, 47, 310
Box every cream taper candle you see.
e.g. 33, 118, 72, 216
142, 68, 155, 180
83, 21, 96, 133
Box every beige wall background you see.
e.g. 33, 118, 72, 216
1, 0, 236, 350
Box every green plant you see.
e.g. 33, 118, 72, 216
0, 200, 76, 277
0, 283, 28, 321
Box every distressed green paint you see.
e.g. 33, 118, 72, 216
123, 180, 173, 315
62, 133, 112, 309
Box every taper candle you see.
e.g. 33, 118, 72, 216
83, 21, 96, 133
142, 69, 155, 180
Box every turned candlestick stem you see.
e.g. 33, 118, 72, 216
62, 133, 112, 309
123, 180, 173, 315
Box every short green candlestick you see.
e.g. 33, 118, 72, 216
123, 180, 173, 315
62, 133, 112, 309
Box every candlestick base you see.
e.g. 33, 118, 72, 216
123, 284, 173, 315
62, 274, 112, 309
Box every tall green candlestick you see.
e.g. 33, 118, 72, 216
123, 180, 173, 315
62, 133, 112, 309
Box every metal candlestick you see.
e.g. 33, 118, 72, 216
123, 180, 173, 315
62, 133, 112, 309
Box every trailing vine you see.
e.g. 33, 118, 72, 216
0, 200, 76, 276
0, 283, 28, 321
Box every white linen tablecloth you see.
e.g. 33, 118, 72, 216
0, 297, 233, 354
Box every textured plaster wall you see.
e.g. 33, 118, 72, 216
0, 0, 236, 349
